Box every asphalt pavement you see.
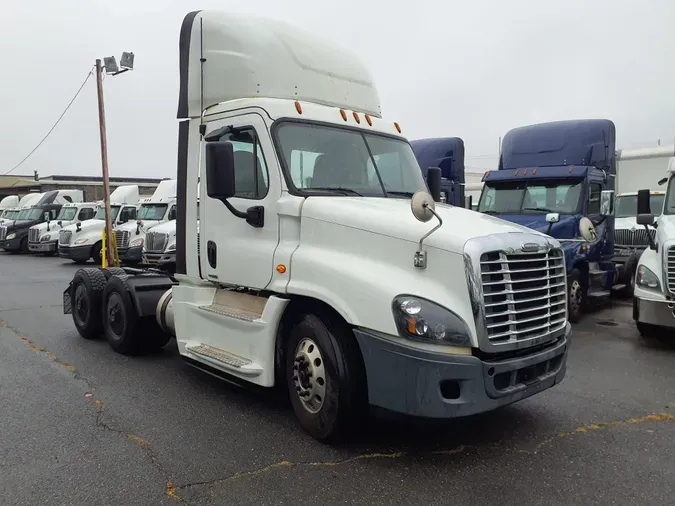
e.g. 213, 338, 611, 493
1, 252, 674, 505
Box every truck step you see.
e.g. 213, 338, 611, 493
199, 303, 262, 321
611, 284, 626, 292
587, 290, 610, 298
188, 344, 252, 368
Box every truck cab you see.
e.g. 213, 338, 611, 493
0, 195, 19, 223
632, 158, 675, 338
113, 179, 177, 264
63, 10, 571, 442
28, 202, 98, 255
410, 137, 466, 206
478, 119, 616, 322
58, 185, 139, 264
0, 190, 84, 253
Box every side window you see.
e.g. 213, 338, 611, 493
119, 207, 135, 223
50, 210, 58, 220
588, 183, 602, 215
220, 128, 269, 199
168, 206, 177, 220
78, 208, 94, 221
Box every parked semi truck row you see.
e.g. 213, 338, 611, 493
63, 10, 570, 443
0, 190, 84, 253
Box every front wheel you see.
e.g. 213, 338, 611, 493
285, 312, 367, 443
567, 268, 585, 323
92, 242, 103, 267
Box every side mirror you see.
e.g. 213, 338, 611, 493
426, 167, 442, 203
76, 222, 82, 232
546, 213, 560, 223
637, 213, 655, 226
465, 195, 473, 210
658, 177, 668, 186
206, 141, 236, 200
57, 220, 62, 226
600, 190, 614, 216
44, 212, 50, 222
637, 189, 651, 215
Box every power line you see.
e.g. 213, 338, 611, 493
3, 67, 95, 176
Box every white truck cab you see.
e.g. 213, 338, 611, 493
633, 157, 675, 338
64, 11, 571, 442
0, 195, 19, 223
29, 201, 98, 255
58, 185, 140, 264
114, 179, 177, 264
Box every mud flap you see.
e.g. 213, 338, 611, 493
63, 283, 72, 314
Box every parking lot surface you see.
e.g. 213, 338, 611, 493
1, 252, 674, 505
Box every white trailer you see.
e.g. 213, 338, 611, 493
64, 10, 571, 442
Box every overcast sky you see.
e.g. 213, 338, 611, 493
1, 0, 674, 178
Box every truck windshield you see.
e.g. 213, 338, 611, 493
138, 204, 168, 220
274, 122, 426, 197
615, 194, 665, 218
23, 208, 45, 220
478, 180, 583, 214
94, 205, 121, 221
56, 207, 78, 221
664, 178, 675, 215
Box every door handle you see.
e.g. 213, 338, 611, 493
207, 240, 217, 268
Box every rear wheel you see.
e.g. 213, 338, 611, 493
567, 268, 585, 323
20, 237, 28, 254
621, 262, 637, 298
285, 312, 367, 443
71, 268, 107, 339
637, 322, 671, 343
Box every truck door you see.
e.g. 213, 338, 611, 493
201, 113, 280, 289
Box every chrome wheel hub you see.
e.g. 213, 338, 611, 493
292, 338, 326, 414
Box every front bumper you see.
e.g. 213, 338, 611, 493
143, 251, 176, 266
117, 246, 143, 264
29, 240, 57, 253
0, 237, 22, 251
58, 244, 92, 262
354, 324, 570, 419
633, 296, 675, 328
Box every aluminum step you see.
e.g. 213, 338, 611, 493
198, 303, 262, 322
187, 344, 251, 368
587, 290, 611, 298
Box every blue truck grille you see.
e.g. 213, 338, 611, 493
480, 248, 567, 345
0, 226, 6, 241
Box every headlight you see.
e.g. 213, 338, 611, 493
6, 233, 16, 240
41, 234, 51, 242
74, 238, 89, 245
636, 265, 661, 290
392, 295, 471, 346
131, 238, 144, 247
167, 243, 176, 251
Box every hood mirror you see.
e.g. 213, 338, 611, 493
411, 191, 443, 270
579, 217, 598, 243
546, 213, 560, 223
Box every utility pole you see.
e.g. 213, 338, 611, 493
95, 59, 115, 267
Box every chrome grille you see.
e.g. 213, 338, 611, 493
145, 231, 168, 253
115, 230, 130, 249
29, 228, 41, 243
0, 226, 6, 241
480, 248, 566, 344
614, 228, 655, 248
667, 247, 675, 294
59, 230, 72, 245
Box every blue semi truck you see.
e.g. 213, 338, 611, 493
411, 137, 466, 206
477, 119, 617, 322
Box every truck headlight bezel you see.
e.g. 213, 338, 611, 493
392, 295, 471, 346
636, 264, 661, 291
130, 237, 144, 247
6, 232, 16, 240
74, 238, 89, 245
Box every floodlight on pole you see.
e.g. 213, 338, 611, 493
95, 52, 135, 267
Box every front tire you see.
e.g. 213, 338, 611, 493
71, 268, 107, 339
567, 268, 585, 323
285, 312, 367, 443
92, 241, 103, 267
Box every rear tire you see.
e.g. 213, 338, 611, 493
285, 312, 367, 443
637, 322, 671, 343
103, 275, 141, 355
621, 262, 637, 298
20, 237, 28, 254
71, 268, 107, 339
567, 268, 585, 323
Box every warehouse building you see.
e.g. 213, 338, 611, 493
0, 173, 167, 202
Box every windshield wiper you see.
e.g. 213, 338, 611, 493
386, 191, 415, 198
310, 187, 363, 196
482, 210, 500, 214
523, 207, 553, 213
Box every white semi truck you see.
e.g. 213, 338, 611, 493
613, 147, 675, 295
63, 10, 571, 442
113, 179, 177, 265
29, 201, 99, 255
0, 195, 19, 222
633, 157, 675, 338
58, 185, 140, 264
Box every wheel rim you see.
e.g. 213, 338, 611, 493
292, 337, 327, 414
569, 279, 582, 315
73, 284, 89, 327
107, 292, 125, 338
